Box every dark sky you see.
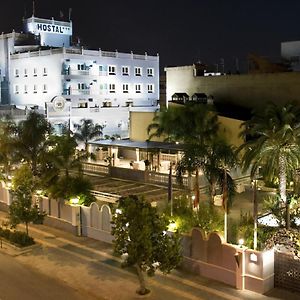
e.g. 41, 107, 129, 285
1, 0, 300, 72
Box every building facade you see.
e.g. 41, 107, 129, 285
0, 16, 160, 137
165, 64, 300, 111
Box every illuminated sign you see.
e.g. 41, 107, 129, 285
36, 23, 71, 35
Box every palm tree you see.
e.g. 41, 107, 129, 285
238, 102, 300, 229
204, 138, 237, 206
14, 111, 52, 176
148, 103, 220, 206
49, 133, 84, 178
73, 119, 103, 155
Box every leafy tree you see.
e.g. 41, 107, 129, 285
238, 103, 300, 229
73, 119, 103, 155
47, 175, 95, 207
0, 116, 17, 180
111, 195, 182, 295
9, 165, 43, 236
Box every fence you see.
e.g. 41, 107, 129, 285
181, 228, 274, 294
0, 180, 278, 295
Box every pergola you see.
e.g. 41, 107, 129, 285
89, 139, 185, 172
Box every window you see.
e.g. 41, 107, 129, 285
14, 85, 19, 94
135, 84, 141, 93
33, 68, 37, 77
108, 65, 116, 75
147, 68, 154, 77
43, 67, 47, 76
15, 69, 19, 77
135, 67, 142, 76
78, 83, 86, 90
33, 84, 37, 93
78, 102, 88, 108
123, 84, 129, 93
109, 83, 116, 93
43, 84, 47, 93
122, 66, 129, 75
24, 68, 28, 77
147, 84, 154, 93
100, 83, 107, 90
24, 85, 28, 94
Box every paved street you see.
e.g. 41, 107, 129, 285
0, 252, 99, 300
0, 211, 299, 300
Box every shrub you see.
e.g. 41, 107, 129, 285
0, 227, 35, 247
192, 201, 223, 235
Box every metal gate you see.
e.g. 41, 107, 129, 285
274, 251, 300, 293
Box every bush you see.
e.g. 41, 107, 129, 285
192, 201, 223, 235
0, 227, 35, 247
163, 194, 194, 233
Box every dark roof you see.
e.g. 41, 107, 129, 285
192, 93, 207, 98
89, 139, 185, 151
172, 93, 189, 98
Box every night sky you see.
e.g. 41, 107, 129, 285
1, 0, 300, 72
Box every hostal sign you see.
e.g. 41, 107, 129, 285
36, 23, 70, 35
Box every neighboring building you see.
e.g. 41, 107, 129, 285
0, 15, 160, 137
281, 40, 300, 71
165, 64, 300, 111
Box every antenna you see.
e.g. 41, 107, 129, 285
32, 1, 35, 17
68, 8, 72, 21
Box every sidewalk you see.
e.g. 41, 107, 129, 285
0, 210, 299, 300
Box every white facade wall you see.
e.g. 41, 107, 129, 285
0, 16, 160, 138
10, 52, 62, 108
8, 48, 159, 137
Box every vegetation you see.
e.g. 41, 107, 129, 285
0, 226, 35, 247
9, 165, 44, 236
164, 195, 223, 235
238, 103, 300, 229
111, 195, 182, 295
73, 118, 103, 155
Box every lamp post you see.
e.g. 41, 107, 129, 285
253, 177, 258, 250
168, 162, 173, 216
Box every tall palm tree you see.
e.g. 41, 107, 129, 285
148, 103, 220, 206
204, 138, 237, 206
238, 102, 300, 229
73, 119, 103, 155
50, 133, 84, 178
14, 111, 52, 176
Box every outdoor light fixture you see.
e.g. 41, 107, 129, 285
168, 221, 177, 232
70, 197, 79, 205
115, 209, 122, 214
250, 253, 258, 262
238, 238, 244, 248
36, 190, 42, 195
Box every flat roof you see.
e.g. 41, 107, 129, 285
89, 139, 185, 151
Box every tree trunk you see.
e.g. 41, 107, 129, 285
135, 263, 148, 295
278, 154, 289, 228
25, 222, 29, 236
253, 177, 258, 250
223, 169, 228, 243
210, 177, 217, 206
194, 168, 200, 208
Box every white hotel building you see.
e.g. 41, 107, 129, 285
0, 16, 160, 137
